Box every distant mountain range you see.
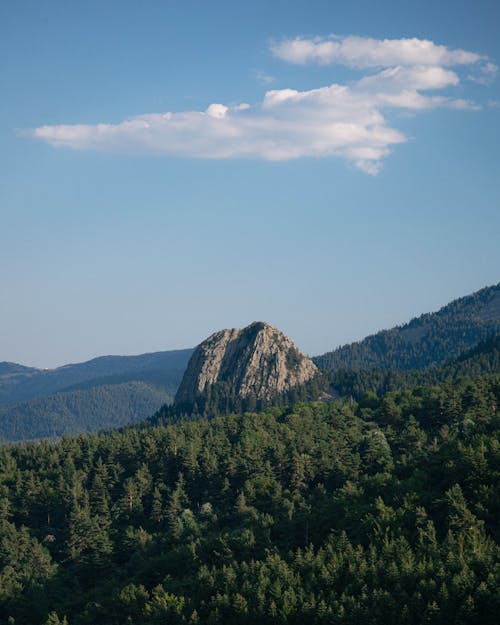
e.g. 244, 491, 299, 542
0, 349, 193, 406
0, 283, 498, 442
0, 381, 174, 442
0, 349, 193, 442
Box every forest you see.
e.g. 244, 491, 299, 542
0, 373, 498, 624
329, 334, 500, 400
0, 381, 174, 443
314, 284, 499, 372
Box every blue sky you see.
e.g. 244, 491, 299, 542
1, 0, 499, 367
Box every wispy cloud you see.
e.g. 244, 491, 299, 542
270, 34, 484, 68
468, 61, 498, 85
254, 69, 275, 85
29, 35, 494, 174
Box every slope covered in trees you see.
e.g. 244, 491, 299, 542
330, 333, 500, 400
0, 374, 498, 624
314, 283, 500, 372
0, 350, 191, 442
0, 349, 193, 407
3, 285, 498, 443
0, 381, 175, 442
0, 362, 38, 376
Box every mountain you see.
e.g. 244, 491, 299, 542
0, 349, 193, 442
314, 283, 500, 372
0, 381, 174, 442
0, 297, 499, 622
451, 332, 500, 372
171, 321, 322, 416
329, 333, 500, 400
3, 284, 499, 442
0, 348, 193, 407
0, 362, 38, 376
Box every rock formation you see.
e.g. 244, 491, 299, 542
174, 321, 318, 406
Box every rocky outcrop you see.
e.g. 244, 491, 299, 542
174, 322, 318, 406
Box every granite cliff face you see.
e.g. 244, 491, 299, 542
174, 322, 318, 405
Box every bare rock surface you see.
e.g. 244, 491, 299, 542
175, 322, 318, 404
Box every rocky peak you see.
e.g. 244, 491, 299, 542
174, 321, 318, 406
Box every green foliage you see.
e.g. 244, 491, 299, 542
44, 612, 68, 625
0, 382, 174, 442
315, 284, 500, 371
329, 333, 500, 400
160, 371, 329, 422
0, 375, 498, 624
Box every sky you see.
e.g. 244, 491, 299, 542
1, 0, 499, 368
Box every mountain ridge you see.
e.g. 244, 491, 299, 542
0, 348, 193, 407
0, 349, 193, 442
0, 381, 174, 443
1, 284, 499, 441
329, 333, 500, 401
314, 283, 499, 372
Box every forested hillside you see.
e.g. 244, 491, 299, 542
330, 333, 500, 400
3, 286, 499, 443
0, 349, 193, 407
0, 381, 174, 442
0, 350, 191, 442
0, 374, 498, 624
314, 284, 500, 371
0, 363, 38, 376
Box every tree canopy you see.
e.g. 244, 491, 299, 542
0, 373, 498, 624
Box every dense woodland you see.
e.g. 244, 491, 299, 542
314, 284, 499, 371
158, 371, 329, 425
0, 373, 498, 624
0, 286, 499, 623
0, 381, 174, 443
330, 334, 500, 400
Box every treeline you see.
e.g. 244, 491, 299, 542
157, 372, 329, 424
0, 374, 498, 624
330, 334, 500, 400
314, 284, 499, 372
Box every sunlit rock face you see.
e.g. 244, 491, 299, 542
174, 322, 318, 405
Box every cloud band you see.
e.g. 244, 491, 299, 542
29, 35, 495, 174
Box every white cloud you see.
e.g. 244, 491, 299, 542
29, 34, 494, 174
206, 103, 229, 119
356, 65, 460, 92
254, 69, 275, 85
271, 35, 484, 68
468, 61, 498, 85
